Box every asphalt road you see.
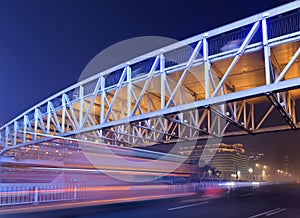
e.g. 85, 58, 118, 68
2, 183, 300, 218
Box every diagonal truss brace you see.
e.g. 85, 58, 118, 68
165, 40, 203, 108
275, 46, 300, 83
130, 55, 160, 117
212, 21, 260, 97
206, 105, 254, 135
265, 92, 297, 130
103, 68, 127, 123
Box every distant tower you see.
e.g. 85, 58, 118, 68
283, 156, 289, 173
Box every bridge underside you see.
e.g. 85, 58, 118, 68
0, 2, 299, 159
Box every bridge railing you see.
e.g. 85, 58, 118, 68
0, 181, 247, 207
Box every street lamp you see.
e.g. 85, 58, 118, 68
237, 170, 241, 180
208, 169, 212, 180
248, 168, 253, 181
262, 170, 266, 181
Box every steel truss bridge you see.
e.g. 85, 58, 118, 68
0, 2, 300, 159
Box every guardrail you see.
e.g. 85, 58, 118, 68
0, 181, 258, 207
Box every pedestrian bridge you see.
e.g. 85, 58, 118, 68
0, 1, 299, 159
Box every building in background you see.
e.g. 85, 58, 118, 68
178, 143, 249, 181
248, 152, 264, 163
248, 152, 266, 181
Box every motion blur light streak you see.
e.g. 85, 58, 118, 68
0, 192, 195, 215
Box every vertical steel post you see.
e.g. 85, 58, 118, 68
5, 126, 9, 147
233, 102, 237, 120
262, 16, 271, 85
79, 86, 84, 127
61, 96, 66, 133
47, 102, 51, 134
160, 53, 166, 109
243, 102, 247, 128
292, 99, 296, 123
180, 87, 183, 105
287, 93, 291, 115
217, 116, 221, 135
127, 66, 132, 117
74, 185, 77, 200
34, 186, 38, 205
13, 121, 18, 146
34, 109, 39, 140
100, 77, 106, 123
23, 116, 27, 143
251, 104, 255, 130
147, 93, 151, 113
203, 36, 210, 99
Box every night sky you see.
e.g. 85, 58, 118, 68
0, 0, 298, 175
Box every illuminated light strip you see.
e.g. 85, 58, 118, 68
129, 185, 169, 190
0, 184, 180, 196
28, 167, 190, 177
38, 186, 131, 193
0, 186, 131, 196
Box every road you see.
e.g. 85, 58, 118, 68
2, 183, 300, 218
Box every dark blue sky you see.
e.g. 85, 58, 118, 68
0, 0, 298, 173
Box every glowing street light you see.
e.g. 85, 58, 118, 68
237, 170, 241, 179
261, 170, 266, 181
248, 168, 253, 181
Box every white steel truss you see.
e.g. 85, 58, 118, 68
0, 1, 300, 156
